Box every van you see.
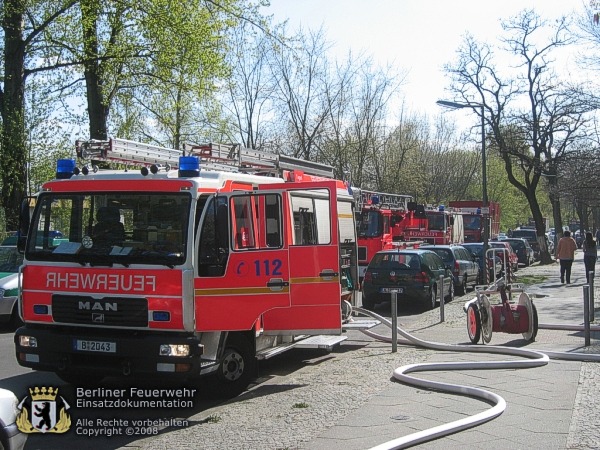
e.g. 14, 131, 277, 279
510, 228, 540, 260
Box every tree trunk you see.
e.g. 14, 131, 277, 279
525, 189, 553, 264
81, 0, 108, 140
548, 177, 562, 256
1, 0, 28, 231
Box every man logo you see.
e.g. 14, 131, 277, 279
92, 313, 105, 323
16, 387, 71, 434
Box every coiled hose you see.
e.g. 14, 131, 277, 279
352, 306, 600, 449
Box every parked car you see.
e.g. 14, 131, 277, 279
574, 230, 583, 248
461, 243, 503, 284
419, 244, 479, 295
0, 388, 27, 450
500, 237, 535, 267
0, 246, 23, 328
510, 228, 541, 260
361, 249, 454, 311
489, 241, 519, 273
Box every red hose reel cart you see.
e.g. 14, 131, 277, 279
466, 280, 539, 344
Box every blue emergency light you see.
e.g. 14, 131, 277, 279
371, 195, 380, 205
439, 205, 445, 211
56, 159, 76, 179
178, 156, 200, 177
477, 207, 481, 215
153, 311, 171, 322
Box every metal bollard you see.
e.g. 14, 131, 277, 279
583, 285, 591, 347
391, 291, 398, 353
439, 275, 445, 323
589, 271, 595, 323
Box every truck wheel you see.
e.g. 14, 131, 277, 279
210, 334, 256, 398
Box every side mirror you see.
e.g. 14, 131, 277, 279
17, 198, 31, 252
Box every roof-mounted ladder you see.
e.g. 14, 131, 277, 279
75, 138, 335, 178
357, 189, 413, 210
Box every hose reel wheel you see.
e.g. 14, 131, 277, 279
519, 292, 538, 342
467, 302, 481, 344
481, 295, 493, 344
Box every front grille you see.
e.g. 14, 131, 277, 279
52, 295, 148, 327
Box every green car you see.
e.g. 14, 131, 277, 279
0, 246, 23, 328
361, 249, 454, 311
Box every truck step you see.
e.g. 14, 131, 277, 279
292, 334, 347, 349
256, 335, 348, 360
342, 318, 380, 330
256, 341, 297, 360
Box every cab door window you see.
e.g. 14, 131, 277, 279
290, 190, 331, 245
231, 193, 282, 251
198, 196, 229, 276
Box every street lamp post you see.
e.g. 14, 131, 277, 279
436, 100, 489, 284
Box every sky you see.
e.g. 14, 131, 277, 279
264, 0, 588, 127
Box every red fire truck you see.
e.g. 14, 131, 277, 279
403, 205, 465, 244
448, 201, 501, 242
355, 189, 414, 280
14, 138, 364, 396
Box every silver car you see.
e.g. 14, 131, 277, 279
0, 388, 27, 450
0, 246, 23, 328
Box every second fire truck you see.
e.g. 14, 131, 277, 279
355, 189, 415, 280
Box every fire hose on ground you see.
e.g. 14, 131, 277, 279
351, 306, 600, 450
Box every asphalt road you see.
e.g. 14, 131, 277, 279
0, 296, 429, 450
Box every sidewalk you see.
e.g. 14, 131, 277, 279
128, 251, 600, 450
304, 250, 600, 449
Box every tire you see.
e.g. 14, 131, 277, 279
209, 334, 256, 398
445, 280, 455, 302
467, 303, 481, 344
458, 276, 467, 295
427, 286, 437, 310
528, 303, 539, 342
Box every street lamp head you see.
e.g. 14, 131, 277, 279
436, 100, 471, 110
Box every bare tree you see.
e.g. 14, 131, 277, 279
222, 20, 281, 149
270, 26, 332, 160
444, 10, 593, 264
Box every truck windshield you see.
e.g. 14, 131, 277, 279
426, 212, 446, 231
357, 210, 383, 237
26, 192, 191, 266
463, 216, 481, 230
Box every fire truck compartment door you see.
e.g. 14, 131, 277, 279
260, 180, 342, 334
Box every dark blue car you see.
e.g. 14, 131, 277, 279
361, 249, 454, 311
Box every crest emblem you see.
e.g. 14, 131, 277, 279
16, 387, 71, 434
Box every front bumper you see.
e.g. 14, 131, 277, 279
14, 325, 204, 380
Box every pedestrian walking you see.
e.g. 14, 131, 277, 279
556, 230, 577, 284
582, 231, 598, 283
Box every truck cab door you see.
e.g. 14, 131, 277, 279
259, 181, 342, 334
195, 192, 290, 331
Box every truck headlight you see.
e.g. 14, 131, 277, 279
159, 344, 190, 357
19, 336, 38, 348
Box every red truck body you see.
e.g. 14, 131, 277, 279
449, 201, 501, 242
